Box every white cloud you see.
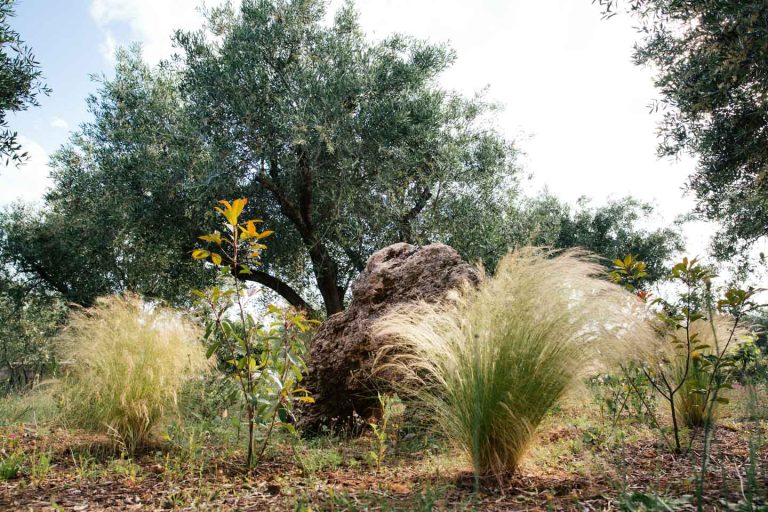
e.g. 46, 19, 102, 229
98, 30, 118, 65
328, 0, 709, 242
89, 0, 235, 64
0, 136, 52, 206
50, 117, 69, 130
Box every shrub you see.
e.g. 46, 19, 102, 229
588, 364, 657, 428
58, 294, 209, 454
374, 248, 649, 482
193, 199, 316, 468
667, 318, 746, 428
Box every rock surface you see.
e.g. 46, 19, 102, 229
300, 242, 478, 433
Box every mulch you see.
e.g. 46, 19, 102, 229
1, 421, 765, 511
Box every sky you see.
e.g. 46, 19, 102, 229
0, 0, 721, 260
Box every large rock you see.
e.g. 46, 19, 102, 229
300, 242, 478, 433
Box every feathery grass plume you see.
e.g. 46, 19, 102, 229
373, 248, 652, 482
58, 294, 209, 454
664, 318, 747, 428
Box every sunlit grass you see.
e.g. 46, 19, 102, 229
57, 294, 210, 454
374, 248, 652, 482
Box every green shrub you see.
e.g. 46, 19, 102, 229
588, 364, 657, 428
667, 318, 745, 428
374, 248, 649, 482
58, 294, 210, 454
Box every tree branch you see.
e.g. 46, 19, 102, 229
343, 246, 367, 273
399, 186, 432, 243
235, 268, 317, 317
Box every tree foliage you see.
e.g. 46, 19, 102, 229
0, 0, 49, 164
0, 0, 682, 316
0, 268, 65, 393
2, 1, 516, 316
449, 192, 682, 284
174, 0, 516, 315
0, 48, 231, 306
597, 0, 768, 257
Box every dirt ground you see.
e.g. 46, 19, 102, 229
1, 410, 766, 511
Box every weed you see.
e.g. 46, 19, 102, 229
29, 449, 52, 482
366, 393, 405, 473
108, 457, 142, 484
70, 449, 99, 481
0, 450, 23, 480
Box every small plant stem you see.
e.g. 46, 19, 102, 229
255, 326, 293, 464
636, 367, 674, 451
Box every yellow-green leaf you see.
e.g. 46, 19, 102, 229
231, 198, 247, 218
211, 253, 223, 265
192, 249, 210, 260
199, 233, 223, 245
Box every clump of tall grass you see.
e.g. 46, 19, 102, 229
374, 248, 651, 481
58, 294, 209, 454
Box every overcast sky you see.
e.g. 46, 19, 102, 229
0, 0, 718, 258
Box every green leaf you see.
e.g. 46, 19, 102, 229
206, 341, 222, 359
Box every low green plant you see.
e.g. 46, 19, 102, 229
0, 388, 57, 426
589, 365, 657, 428
70, 449, 99, 481
374, 248, 650, 484
621, 491, 691, 511
29, 449, 52, 483
292, 441, 344, 475
0, 450, 23, 480
108, 457, 142, 484
57, 294, 210, 455
366, 393, 405, 473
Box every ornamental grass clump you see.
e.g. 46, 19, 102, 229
374, 248, 651, 482
58, 294, 209, 454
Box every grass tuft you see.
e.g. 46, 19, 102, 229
57, 294, 210, 454
374, 248, 651, 481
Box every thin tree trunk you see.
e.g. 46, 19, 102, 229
308, 242, 344, 316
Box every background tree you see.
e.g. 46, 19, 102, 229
448, 192, 682, 284
0, 267, 65, 393
596, 0, 768, 258
0, 0, 49, 165
1, 2, 516, 317
0, 50, 214, 306
174, 0, 517, 316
